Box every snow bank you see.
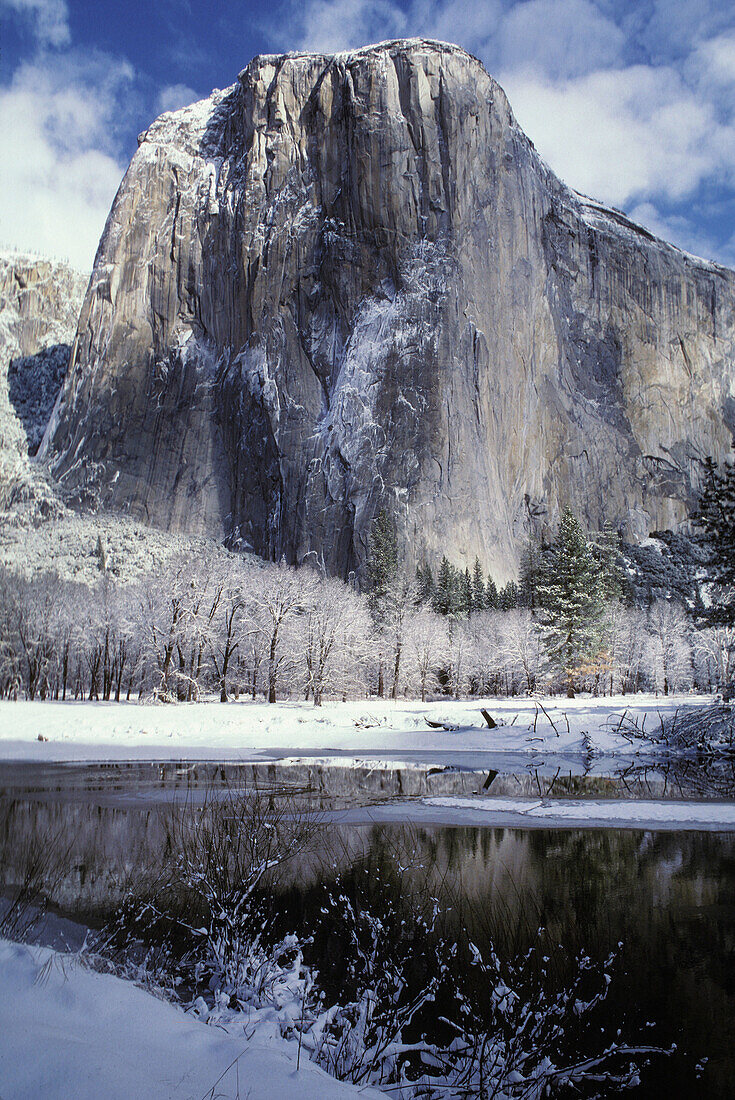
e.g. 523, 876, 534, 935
0, 939, 382, 1100
0, 694, 711, 763
417, 796, 735, 830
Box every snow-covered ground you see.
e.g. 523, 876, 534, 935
0, 938, 382, 1100
402, 795, 735, 830
0, 694, 712, 763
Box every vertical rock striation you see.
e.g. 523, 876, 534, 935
0, 253, 88, 506
40, 40, 735, 579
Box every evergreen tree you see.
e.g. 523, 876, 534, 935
537, 509, 604, 697
434, 557, 462, 616
593, 522, 626, 603
366, 509, 398, 620
692, 456, 735, 624
461, 567, 472, 615
499, 581, 519, 610
471, 557, 486, 613
518, 535, 544, 609
415, 563, 435, 606
485, 575, 500, 610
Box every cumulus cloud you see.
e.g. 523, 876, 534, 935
0, 0, 70, 48
500, 63, 734, 205
0, 53, 133, 268
289, 0, 408, 53
275, 0, 735, 263
494, 0, 625, 79
157, 83, 200, 113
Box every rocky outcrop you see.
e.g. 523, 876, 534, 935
40, 40, 735, 580
0, 253, 87, 506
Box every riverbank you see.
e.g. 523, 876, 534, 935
0, 938, 383, 1100
0, 694, 714, 762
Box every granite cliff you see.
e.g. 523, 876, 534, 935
0, 253, 87, 508
40, 39, 735, 580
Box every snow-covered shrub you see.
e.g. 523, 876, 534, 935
92, 814, 674, 1099
444, 940, 670, 1099
660, 705, 735, 754
173, 780, 318, 1005
305, 867, 449, 1088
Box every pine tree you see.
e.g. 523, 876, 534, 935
471, 557, 486, 613
415, 563, 436, 606
499, 581, 519, 610
537, 509, 604, 697
594, 522, 626, 603
434, 557, 462, 616
366, 509, 398, 619
461, 567, 472, 615
692, 456, 735, 624
366, 509, 399, 697
518, 536, 543, 609
485, 575, 499, 610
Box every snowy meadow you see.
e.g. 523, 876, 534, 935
2, 503, 735, 1098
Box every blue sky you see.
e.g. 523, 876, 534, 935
2, 0, 735, 270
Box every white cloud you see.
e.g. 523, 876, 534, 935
0, 0, 70, 47
290, 0, 407, 53
0, 54, 132, 268
157, 83, 200, 113
495, 0, 625, 79
501, 63, 735, 206
405, 0, 502, 53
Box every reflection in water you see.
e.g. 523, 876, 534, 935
1, 765, 734, 1097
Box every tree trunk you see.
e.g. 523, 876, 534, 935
391, 642, 401, 700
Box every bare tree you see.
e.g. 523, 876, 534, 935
603, 604, 648, 695
301, 575, 371, 705
405, 608, 449, 702
693, 624, 735, 695
246, 562, 315, 703
499, 609, 545, 694
645, 601, 693, 695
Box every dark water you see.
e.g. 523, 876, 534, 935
1, 763, 734, 1097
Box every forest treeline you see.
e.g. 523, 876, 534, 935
1, 469, 733, 704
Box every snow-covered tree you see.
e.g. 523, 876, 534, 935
471, 557, 486, 613
245, 562, 315, 703
602, 604, 648, 694
692, 455, 735, 623
433, 556, 463, 617
301, 575, 371, 704
644, 601, 693, 695
365, 509, 399, 696
500, 608, 546, 694
537, 510, 604, 697
693, 624, 735, 694
405, 608, 449, 701
206, 563, 248, 702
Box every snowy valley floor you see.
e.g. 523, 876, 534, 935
0, 692, 713, 762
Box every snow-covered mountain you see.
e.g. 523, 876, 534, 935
33, 39, 735, 579
0, 252, 88, 508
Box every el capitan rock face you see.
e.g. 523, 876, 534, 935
40, 39, 735, 579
